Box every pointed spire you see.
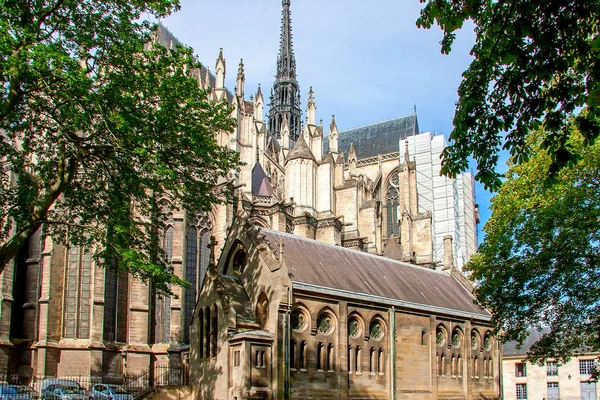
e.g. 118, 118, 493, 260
329, 115, 339, 153
254, 84, 264, 121
277, 0, 297, 80
215, 48, 226, 89
236, 58, 245, 97
348, 141, 357, 173
268, 0, 302, 141
306, 86, 316, 125
348, 142, 357, 160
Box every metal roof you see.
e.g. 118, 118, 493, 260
502, 329, 548, 356
324, 113, 419, 160
260, 229, 489, 320
251, 162, 274, 196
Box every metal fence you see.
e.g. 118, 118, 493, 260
0, 364, 189, 399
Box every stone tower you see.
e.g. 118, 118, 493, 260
267, 0, 302, 143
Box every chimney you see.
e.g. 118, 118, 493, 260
443, 235, 453, 271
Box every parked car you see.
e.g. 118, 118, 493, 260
0, 384, 38, 400
88, 385, 132, 400
39, 380, 86, 400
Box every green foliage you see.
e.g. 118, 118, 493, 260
418, 0, 600, 190
0, 0, 239, 293
467, 116, 600, 362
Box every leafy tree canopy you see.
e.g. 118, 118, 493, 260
0, 0, 239, 293
467, 113, 600, 362
418, 0, 600, 190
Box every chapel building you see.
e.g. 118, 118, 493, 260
0, 0, 483, 390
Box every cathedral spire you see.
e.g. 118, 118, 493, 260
268, 0, 302, 143
236, 58, 245, 97
277, 0, 297, 80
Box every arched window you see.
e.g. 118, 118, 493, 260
485, 356, 489, 377
473, 356, 479, 378
488, 358, 493, 377
421, 330, 427, 346
378, 348, 384, 374
199, 231, 211, 284
355, 347, 362, 373
205, 306, 211, 357
64, 246, 92, 339
184, 226, 198, 345
290, 340, 296, 369
348, 345, 353, 372
440, 354, 446, 376
436, 325, 447, 347
198, 308, 204, 359
226, 246, 247, 275
348, 315, 363, 339
457, 355, 463, 377
471, 329, 480, 351
299, 341, 307, 369
451, 354, 457, 376
386, 171, 400, 237
317, 342, 324, 370
327, 344, 334, 371
256, 292, 269, 329
211, 304, 218, 356
370, 347, 376, 373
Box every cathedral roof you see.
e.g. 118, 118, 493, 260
286, 135, 315, 163
260, 229, 489, 321
251, 162, 274, 196
324, 113, 419, 160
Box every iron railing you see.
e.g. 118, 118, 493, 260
0, 364, 188, 400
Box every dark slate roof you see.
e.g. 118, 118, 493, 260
286, 135, 315, 162
251, 162, 274, 196
502, 329, 548, 356
324, 113, 419, 160
153, 24, 234, 102
260, 229, 489, 320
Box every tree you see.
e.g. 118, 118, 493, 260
467, 115, 600, 362
417, 0, 600, 190
0, 1, 239, 292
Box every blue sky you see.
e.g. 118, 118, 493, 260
161, 0, 501, 242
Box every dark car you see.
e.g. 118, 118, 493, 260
88, 385, 132, 400
0, 384, 38, 400
40, 380, 86, 400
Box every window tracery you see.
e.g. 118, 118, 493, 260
385, 170, 400, 237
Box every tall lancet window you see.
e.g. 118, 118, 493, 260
157, 224, 173, 343
183, 213, 212, 344
104, 257, 128, 343
153, 202, 173, 345
64, 245, 92, 338
386, 171, 400, 237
